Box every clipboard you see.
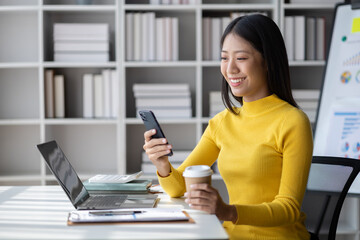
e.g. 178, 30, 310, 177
67, 209, 195, 226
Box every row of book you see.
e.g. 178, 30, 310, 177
284, 16, 325, 61
53, 23, 110, 62
133, 83, 192, 119
126, 13, 178, 62
83, 69, 119, 118
141, 150, 191, 174
292, 89, 320, 123
289, 0, 341, 3
44, 70, 65, 118
203, 12, 268, 61
149, 0, 199, 4
208, 90, 320, 122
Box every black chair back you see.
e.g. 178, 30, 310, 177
302, 156, 360, 240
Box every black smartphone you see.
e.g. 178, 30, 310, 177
139, 110, 173, 156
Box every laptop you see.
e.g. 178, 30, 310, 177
37, 140, 158, 210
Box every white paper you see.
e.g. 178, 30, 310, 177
68, 208, 189, 223
325, 104, 360, 159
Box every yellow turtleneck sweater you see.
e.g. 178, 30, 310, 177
158, 94, 313, 240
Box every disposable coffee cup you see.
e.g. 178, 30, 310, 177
183, 165, 213, 192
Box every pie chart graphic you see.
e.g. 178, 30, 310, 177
341, 141, 350, 152
341, 71, 351, 84
356, 70, 360, 83
353, 142, 360, 152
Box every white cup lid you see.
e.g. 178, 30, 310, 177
182, 165, 213, 178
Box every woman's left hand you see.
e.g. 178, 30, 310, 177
184, 183, 238, 223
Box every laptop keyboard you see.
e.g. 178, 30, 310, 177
85, 195, 127, 208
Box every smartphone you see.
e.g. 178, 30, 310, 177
139, 110, 173, 156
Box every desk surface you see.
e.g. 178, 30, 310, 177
0, 186, 228, 240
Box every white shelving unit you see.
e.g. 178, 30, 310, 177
0, 0, 357, 239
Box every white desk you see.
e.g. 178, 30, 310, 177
0, 186, 228, 240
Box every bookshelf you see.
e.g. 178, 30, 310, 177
0, 0, 357, 239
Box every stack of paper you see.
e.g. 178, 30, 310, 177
133, 83, 192, 119
209, 91, 241, 117
44, 70, 65, 118
141, 150, 191, 174
292, 89, 320, 123
82, 69, 119, 119
126, 13, 178, 62
53, 23, 109, 62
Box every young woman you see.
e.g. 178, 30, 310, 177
143, 14, 313, 240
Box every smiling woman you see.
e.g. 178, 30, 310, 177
220, 33, 269, 103
143, 14, 314, 240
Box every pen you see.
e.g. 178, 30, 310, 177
88, 210, 144, 216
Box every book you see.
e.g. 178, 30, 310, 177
156, 18, 165, 61
142, 13, 149, 61
82, 73, 94, 118
88, 171, 143, 183
221, 17, 231, 33
54, 75, 65, 118
211, 18, 221, 61
284, 16, 294, 61
165, 17, 172, 61
202, 17, 211, 61
83, 179, 152, 192
141, 162, 182, 174
94, 74, 104, 118
306, 17, 316, 60
172, 17, 179, 61
316, 17, 326, 60
54, 23, 109, 36
296, 100, 318, 110
292, 89, 320, 100
134, 91, 190, 98
102, 69, 112, 118
44, 69, 55, 118
137, 108, 192, 119
133, 83, 190, 92
135, 97, 191, 108
54, 41, 109, 52
111, 69, 119, 118
148, 12, 156, 61
294, 15, 305, 61
303, 109, 317, 123
126, 13, 134, 61
142, 150, 191, 163
54, 52, 109, 62
134, 13, 142, 61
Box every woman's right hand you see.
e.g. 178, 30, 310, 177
143, 129, 172, 177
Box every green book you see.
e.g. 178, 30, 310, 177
83, 179, 152, 193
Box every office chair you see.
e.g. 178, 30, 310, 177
302, 156, 360, 240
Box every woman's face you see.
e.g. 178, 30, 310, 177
221, 33, 270, 102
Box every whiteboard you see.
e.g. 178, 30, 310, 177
314, 3, 360, 193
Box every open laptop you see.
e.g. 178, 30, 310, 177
37, 140, 158, 210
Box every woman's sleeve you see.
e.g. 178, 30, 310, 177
235, 109, 314, 226
157, 119, 221, 198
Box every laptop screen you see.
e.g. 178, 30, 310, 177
37, 140, 89, 208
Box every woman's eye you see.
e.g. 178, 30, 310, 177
237, 58, 247, 60
221, 57, 227, 60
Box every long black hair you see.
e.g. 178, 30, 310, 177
221, 14, 298, 114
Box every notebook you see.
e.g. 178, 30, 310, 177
37, 140, 158, 210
